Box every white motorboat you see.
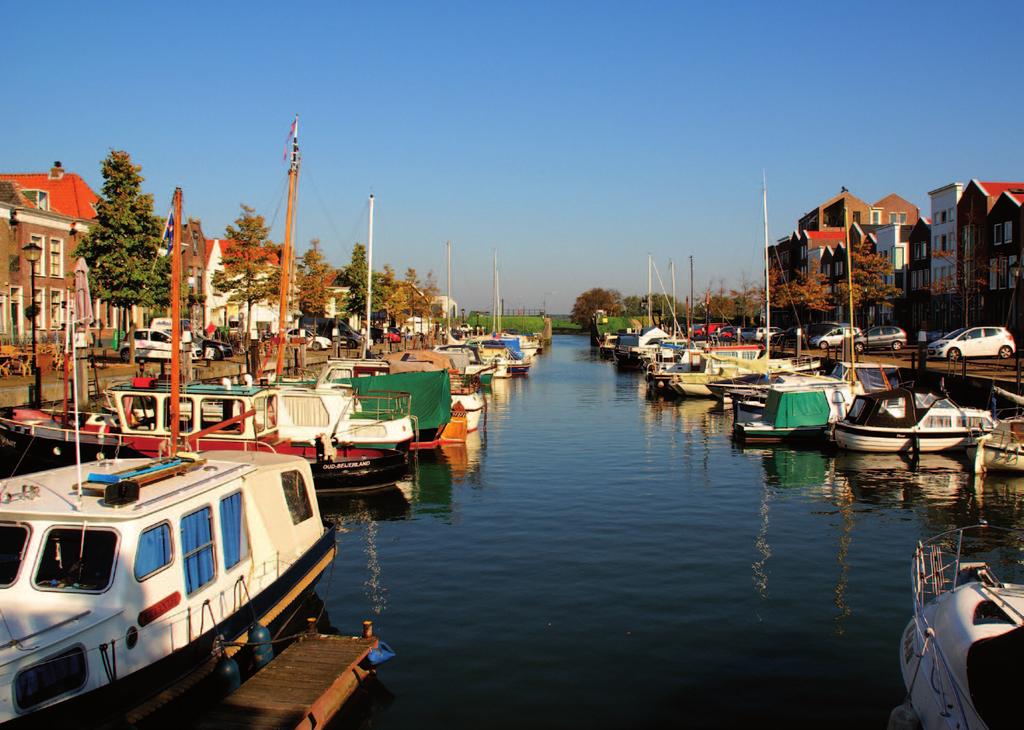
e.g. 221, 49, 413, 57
0, 452, 336, 726
833, 387, 994, 453
896, 523, 1024, 730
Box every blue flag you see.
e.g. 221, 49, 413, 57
163, 208, 175, 254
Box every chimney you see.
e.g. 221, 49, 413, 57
49, 161, 64, 180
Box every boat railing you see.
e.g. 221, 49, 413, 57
913, 524, 1024, 608
352, 390, 412, 421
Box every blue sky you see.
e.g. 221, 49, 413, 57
6, 1, 1024, 312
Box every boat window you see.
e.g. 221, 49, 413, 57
219, 492, 249, 570
847, 399, 866, 420
135, 523, 172, 581
35, 528, 118, 592
199, 398, 245, 433
123, 395, 159, 432
283, 395, 330, 427
14, 646, 87, 710
281, 470, 313, 524
254, 395, 279, 433
181, 507, 216, 595
880, 398, 906, 419
162, 398, 194, 433
925, 416, 952, 429
0, 523, 30, 587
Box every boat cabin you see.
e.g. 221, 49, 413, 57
844, 388, 992, 430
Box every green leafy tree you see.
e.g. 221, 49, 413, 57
834, 239, 901, 324
74, 150, 167, 362
296, 239, 336, 318
211, 205, 279, 370
338, 243, 388, 326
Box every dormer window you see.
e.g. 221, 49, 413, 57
21, 190, 48, 211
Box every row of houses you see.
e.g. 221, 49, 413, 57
0, 162, 364, 342
770, 180, 1024, 336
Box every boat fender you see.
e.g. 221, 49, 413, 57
249, 623, 274, 670
885, 699, 921, 730
365, 641, 396, 667
213, 654, 241, 694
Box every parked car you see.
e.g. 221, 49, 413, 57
809, 325, 862, 350
195, 336, 234, 360
927, 326, 1016, 360
692, 322, 729, 339
854, 326, 907, 354
287, 327, 332, 350
739, 327, 757, 342
120, 329, 203, 362
744, 326, 781, 342
715, 326, 739, 341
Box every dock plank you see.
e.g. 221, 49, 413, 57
196, 634, 377, 730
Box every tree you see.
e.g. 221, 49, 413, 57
730, 277, 763, 325
211, 205, 279, 370
570, 288, 624, 326
337, 243, 388, 325
770, 266, 831, 316
707, 281, 737, 321
621, 295, 644, 317
296, 239, 336, 318
833, 239, 901, 324
74, 150, 167, 362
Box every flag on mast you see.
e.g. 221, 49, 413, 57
283, 116, 299, 161
162, 207, 175, 255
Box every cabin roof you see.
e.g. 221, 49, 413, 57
0, 453, 298, 522
108, 381, 270, 397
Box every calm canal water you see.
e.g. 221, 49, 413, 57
320, 335, 1024, 728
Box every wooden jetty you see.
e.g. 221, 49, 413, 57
196, 633, 379, 730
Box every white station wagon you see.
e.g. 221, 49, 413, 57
927, 326, 1016, 360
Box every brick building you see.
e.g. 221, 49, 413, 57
906, 217, 931, 333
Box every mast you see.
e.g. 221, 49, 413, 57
647, 254, 653, 327
762, 173, 771, 363
491, 250, 497, 333
275, 114, 300, 376
446, 240, 452, 337
671, 259, 677, 336
363, 194, 374, 358
845, 205, 857, 378
170, 187, 183, 453
689, 255, 694, 338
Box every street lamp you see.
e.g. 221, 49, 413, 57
22, 241, 43, 408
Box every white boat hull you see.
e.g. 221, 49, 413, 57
834, 424, 974, 453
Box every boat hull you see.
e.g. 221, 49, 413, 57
313, 448, 410, 493
733, 424, 827, 444
834, 423, 974, 453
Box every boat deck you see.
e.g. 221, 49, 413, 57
196, 633, 378, 729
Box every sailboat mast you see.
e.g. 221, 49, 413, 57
170, 186, 183, 453
491, 250, 497, 333
275, 115, 300, 376
446, 240, 452, 336
845, 205, 857, 376
762, 173, 771, 363
647, 254, 653, 327
364, 194, 374, 359
671, 259, 677, 336
689, 255, 694, 339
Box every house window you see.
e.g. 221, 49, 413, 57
900, 213, 907, 224
889, 213, 898, 224
894, 248, 905, 270
29, 234, 45, 275
32, 289, 44, 329
871, 210, 881, 224
1006, 221, 1013, 243
995, 223, 1004, 245
940, 210, 947, 223
853, 211, 861, 223
48, 238, 62, 277
181, 507, 216, 595
49, 290, 62, 329
20, 190, 49, 211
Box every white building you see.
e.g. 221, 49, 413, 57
873, 224, 911, 324
928, 182, 963, 330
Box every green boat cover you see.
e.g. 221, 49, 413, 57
765, 389, 831, 428
341, 370, 451, 431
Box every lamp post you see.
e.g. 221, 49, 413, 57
22, 241, 43, 408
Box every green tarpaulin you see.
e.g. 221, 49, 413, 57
341, 370, 451, 431
764, 389, 831, 429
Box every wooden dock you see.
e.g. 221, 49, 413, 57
196, 634, 378, 730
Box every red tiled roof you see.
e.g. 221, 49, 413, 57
1004, 190, 1024, 205
977, 181, 1024, 199
0, 172, 98, 220
804, 230, 845, 240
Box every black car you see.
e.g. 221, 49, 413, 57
195, 336, 234, 360
854, 326, 908, 354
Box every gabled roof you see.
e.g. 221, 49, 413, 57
0, 170, 98, 220
0, 181, 23, 207
997, 189, 1024, 206
804, 230, 845, 240
971, 180, 1024, 199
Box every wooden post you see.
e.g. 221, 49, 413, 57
276, 115, 300, 377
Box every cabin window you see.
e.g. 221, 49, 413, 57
135, 523, 172, 581
848, 399, 866, 420
254, 395, 278, 432
181, 507, 216, 595
199, 398, 245, 433
219, 492, 249, 570
925, 416, 952, 429
0, 523, 30, 587
123, 395, 159, 431
34, 528, 118, 592
283, 395, 330, 427
163, 399, 194, 433
880, 398, 906, 419
281, 470, 313, 524
14, 646, 87, 710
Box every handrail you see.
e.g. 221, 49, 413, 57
184, 408, 256, 449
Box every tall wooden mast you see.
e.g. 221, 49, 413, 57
169, 187, 183, 453
275, 115, 300, 376
763, 173, 771, 364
